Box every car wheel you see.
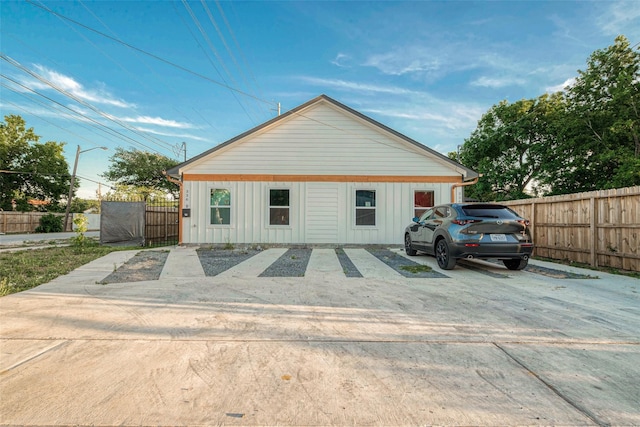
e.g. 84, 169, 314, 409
435, 239, 456, 270
503, 258, 528, 270
404, 233, 417, 256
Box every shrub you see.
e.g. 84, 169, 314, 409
35, 213, 63, 233
72, 214, 89, 246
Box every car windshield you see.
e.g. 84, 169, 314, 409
461, 205, 520, 219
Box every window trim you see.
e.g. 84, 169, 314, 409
354, 188, 377, 227
208, 187, 232, 227
414, 189, 434, 219
267, 187, 292, 228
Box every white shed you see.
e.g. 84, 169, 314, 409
167, 95, 478, 245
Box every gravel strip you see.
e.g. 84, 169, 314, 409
100, 250, 169, 284
335, 248, 363, 277
197, 249, 261, 276
259, 248, 311, 277
481, 260, 596, 279
525, 264, 597, 279
366, 248, 448, 278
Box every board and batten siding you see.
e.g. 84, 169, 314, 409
181, 180, 454, 245
185, 102, 461, 178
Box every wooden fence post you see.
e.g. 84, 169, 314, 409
590, 196, 597, 268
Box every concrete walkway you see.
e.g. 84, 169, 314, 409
1, 246, 638, 426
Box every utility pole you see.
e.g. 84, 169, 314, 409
272, 102, 281, 116
63, 145, 108, 231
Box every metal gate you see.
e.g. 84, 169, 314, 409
100, 198, 178, 247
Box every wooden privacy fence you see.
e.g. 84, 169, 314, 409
503, 186, 640, 272
0, 212, 64, 234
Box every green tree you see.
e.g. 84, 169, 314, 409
460, 93, 564, 201
104, 184, 177, 204
0, 115, 70, 211
70, 198, 101, 213
550, 35, 640, 193
101, 148, 179, 200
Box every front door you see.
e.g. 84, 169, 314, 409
305, 183, 339, 243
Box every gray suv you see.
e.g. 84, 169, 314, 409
404, 203, 534, 270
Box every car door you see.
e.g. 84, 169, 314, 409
423, 206, 449, 244
412, 208, 434, 246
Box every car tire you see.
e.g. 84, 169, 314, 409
404, 233, 417, 256
503, 258, 528, 270
435, 239, 456, 270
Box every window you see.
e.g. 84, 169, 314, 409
269, 189, 290, 225
414, 190, 434, 218
419, 208, 433, 222
433, 206, 450, 218
210, 188, 230, 225
355, 190, 376, 226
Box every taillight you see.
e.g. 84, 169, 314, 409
518, 219, 531, 227
452, 219, 479, 226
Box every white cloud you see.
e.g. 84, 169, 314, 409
298, 76, 419, 96
331, 53, 351, 68
363, 108, 460, 129
470, 76, 526, 88
598, 1, 640, 37
135, 127, 209, 142
364, 102, 483, 132
546, 77, 576, 93
120, 116, 195, 129
363, 49, 441, 76
30, 65, 134, 108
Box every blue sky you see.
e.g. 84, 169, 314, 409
2, 1, 639, 199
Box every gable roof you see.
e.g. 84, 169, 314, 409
166, 94, 477, 179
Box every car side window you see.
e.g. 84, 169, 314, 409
419, 209, 433, 222
434, 206, 449, 218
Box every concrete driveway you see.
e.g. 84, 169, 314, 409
1, 247, 638, 426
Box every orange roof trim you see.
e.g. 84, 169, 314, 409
183, 174, 463, 183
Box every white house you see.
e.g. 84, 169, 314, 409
166, 95, 478, 245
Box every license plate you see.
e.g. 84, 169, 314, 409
490, 234, 507, 242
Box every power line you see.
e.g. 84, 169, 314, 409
1, 97, 101, 148
2, 55, 178, 155
24, 0, 277, 108
77, 0, 218, 137
200, 0, 267, 120
0, 170, 114, 190
179, 0, 261, 124
1, 73, 172, 156
214, 0, 266, 106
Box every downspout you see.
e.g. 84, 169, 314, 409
163, 171, 183, 246
451, 175, 481, 203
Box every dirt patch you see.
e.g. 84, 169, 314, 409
100, 250, 169, 283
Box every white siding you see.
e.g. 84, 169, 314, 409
182, 180, 453, 245
186, 102, 460, 177
306, 183, 339, 243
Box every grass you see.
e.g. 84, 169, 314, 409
400, 264, 433, 274
0, 242, 125, 297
